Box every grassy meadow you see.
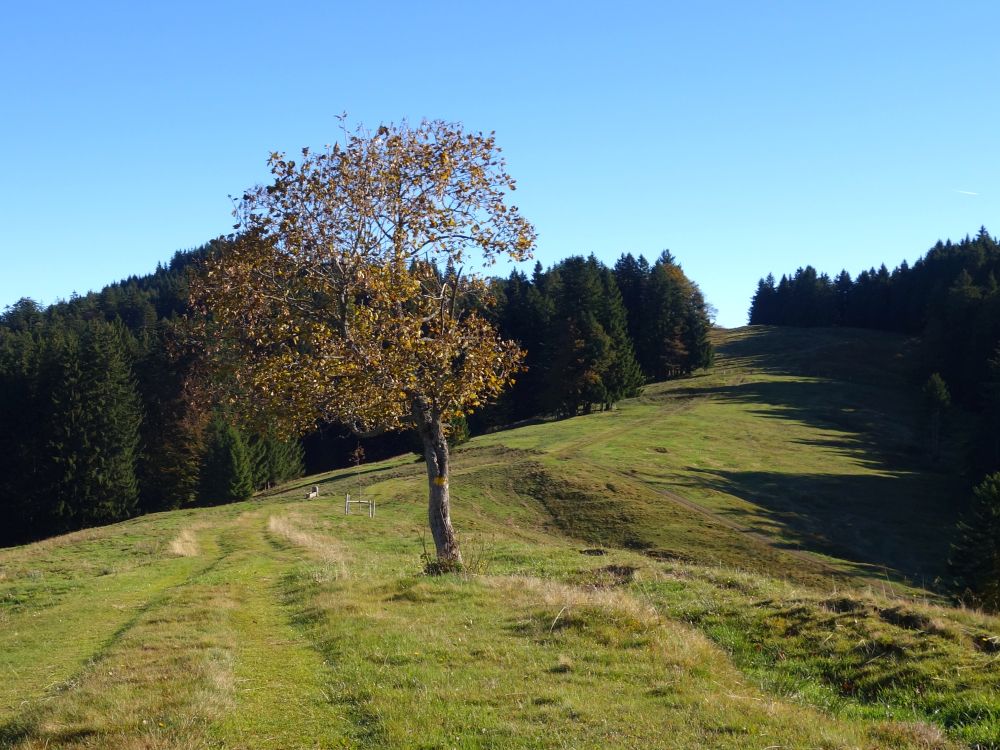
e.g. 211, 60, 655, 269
1, 326, 998, 749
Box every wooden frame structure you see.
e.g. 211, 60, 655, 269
344, 493, 375, 518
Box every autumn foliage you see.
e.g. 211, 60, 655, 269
190, 120, 536, 562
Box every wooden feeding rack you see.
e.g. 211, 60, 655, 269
344, 493, 375, 518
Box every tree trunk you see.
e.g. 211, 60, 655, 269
413, 400, 462, 564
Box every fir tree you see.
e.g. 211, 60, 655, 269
199, 416, 254, 503
44, 321, 142, 529
949, 472, 1000, 610
597, 265, 645, 407
0, 328, 43, 543
920, 372, 951, 463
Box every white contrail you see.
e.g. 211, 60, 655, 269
954, 189, 979, 196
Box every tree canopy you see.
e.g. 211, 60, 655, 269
190, 120, 536, 563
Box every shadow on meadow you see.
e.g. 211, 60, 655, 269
656, 327, 969, 587
678, 378, 924, 472
678, 463, 960, 588
712, 325, 919, 387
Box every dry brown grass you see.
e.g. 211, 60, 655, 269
486, 574, 659, 626
1, 527, 108, 566
484, 573, 723, 673
167, 528, 199, 558
267, 515, 349, 577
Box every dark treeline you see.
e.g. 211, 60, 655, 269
0, 246, 305, 546
748, 227, 1000, 430
474, 251, 713, 429
0, 246, 711, 546
747, 227, 1000, 607
748, 228, 1000, 406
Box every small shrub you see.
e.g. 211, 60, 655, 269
421, 547, 464, 576
822, 596, 868, 614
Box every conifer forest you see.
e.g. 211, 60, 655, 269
0, 246, 711, 545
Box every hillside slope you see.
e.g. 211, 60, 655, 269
2, 326, 997, 749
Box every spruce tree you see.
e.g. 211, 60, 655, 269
245, 432, 305, 490
749, 275, 777, 324
546, 315, 612, 415
247, 432, 271, 490
683, 283, 714, 371
613, 253, 650, 346
87, 321, 143, 524
949, 472, 1000, 610
834, 270, 852, 325
921, 372, 951, 463
0, 328, 43, 543
984, 347, 1000, 470
597, 265, 644, 406
642, 253, 690, 378
493, 268, 554, 421
133, 324, 206, 511
199, 416, 254, 503
41, 326, 88, 531
543, 257, 622, 415
42, 321, 142, 530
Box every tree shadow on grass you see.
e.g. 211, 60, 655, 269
672, 334, 969, 584
677, 467, 960, 587
685, 327, 931, 466
713, 326, 918, 388
674, 377, 929, 474
653, 329, 971, 586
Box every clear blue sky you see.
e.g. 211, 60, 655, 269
2, 1, 997, 327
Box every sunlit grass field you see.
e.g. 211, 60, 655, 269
2, 326, 997, 749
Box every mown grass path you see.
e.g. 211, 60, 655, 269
0, 520, 222, 731
0, 509, 356, 749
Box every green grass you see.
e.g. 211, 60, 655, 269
1, 325, 997, 748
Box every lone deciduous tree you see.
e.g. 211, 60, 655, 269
190, 120, 535, 565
